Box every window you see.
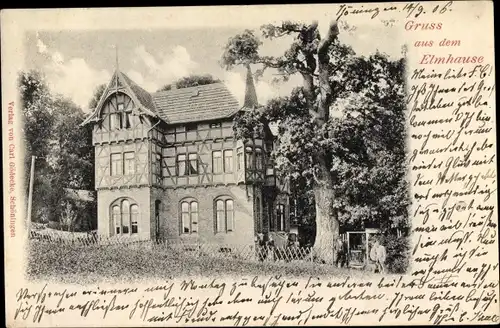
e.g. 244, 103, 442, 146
123, 112, 131, 129
237, 147, 244, 170
245, 146, 253, 169
276, 204, 285, 231
188, 153, 198, 175
177, 153, 198, 176
116, 103, 132, 129
104, 93, 135, 130
215, 200, 225, 233
177, 154, 187, 176
224, 150, 233, 173
110, 113, 117, 130
226, 200, 234, 231
180, 199, 198, 234
110, 113, 123, 130
124, 152, 135, 175
110, 152, 137, 176
131, 204, 139, 233
212, 151, 223, 174
111, 153, 122, 176
113, 205, 121, 234
210, 122, 222, 129
121, 200, 130, 234
215, 197, 234, 233
111, 198, 139, 235
255, 148, 263, 170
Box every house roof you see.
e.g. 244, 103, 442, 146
120, 72, 157, 114
82, 70, 243, 126
151, 83, 240, 124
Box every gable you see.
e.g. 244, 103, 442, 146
81, 70, 159, 126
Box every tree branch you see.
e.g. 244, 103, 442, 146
317, 20, 340, 126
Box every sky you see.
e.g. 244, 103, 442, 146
25, 22, 403, 111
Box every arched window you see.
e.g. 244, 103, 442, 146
180, 199, 198, 234
112, 205, 121, 234
111, 198, 139, 235
276, 204, 285, 231
121, 200, 130, 234
214, 197, 234, 233
131, 204, 139, 234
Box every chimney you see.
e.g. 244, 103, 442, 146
243, 64, 258, 109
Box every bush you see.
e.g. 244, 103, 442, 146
380, 233, 410, 274
26, 240, 370, 283
47, 221, 61, 230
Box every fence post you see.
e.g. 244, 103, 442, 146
310, 247, 313, 262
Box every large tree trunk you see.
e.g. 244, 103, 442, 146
310, 20, 341, 264
312, 154, 340, 264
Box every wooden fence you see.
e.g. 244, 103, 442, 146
29, 230, 335, 264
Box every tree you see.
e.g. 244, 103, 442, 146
88, 84, 107, 110
19, 71, 54, 170
52, 97, 95, 190
19, 71, 57, 224
221, 21, 408, 263
157, 74, 220, 92
19, 70, 97, 229
60, 201, 77, 232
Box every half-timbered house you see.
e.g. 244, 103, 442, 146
81, 66, 291, 246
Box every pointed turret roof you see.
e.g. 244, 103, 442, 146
243, 64, 258, 109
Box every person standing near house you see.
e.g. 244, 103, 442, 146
335, 238, 347, 268
369, 237, 387, 273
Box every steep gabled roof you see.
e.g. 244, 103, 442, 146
81, 70, 159, 126
151, 83, 240, 124
120, 72, 157, 113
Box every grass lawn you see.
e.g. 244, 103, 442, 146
26, 241, 371, 284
